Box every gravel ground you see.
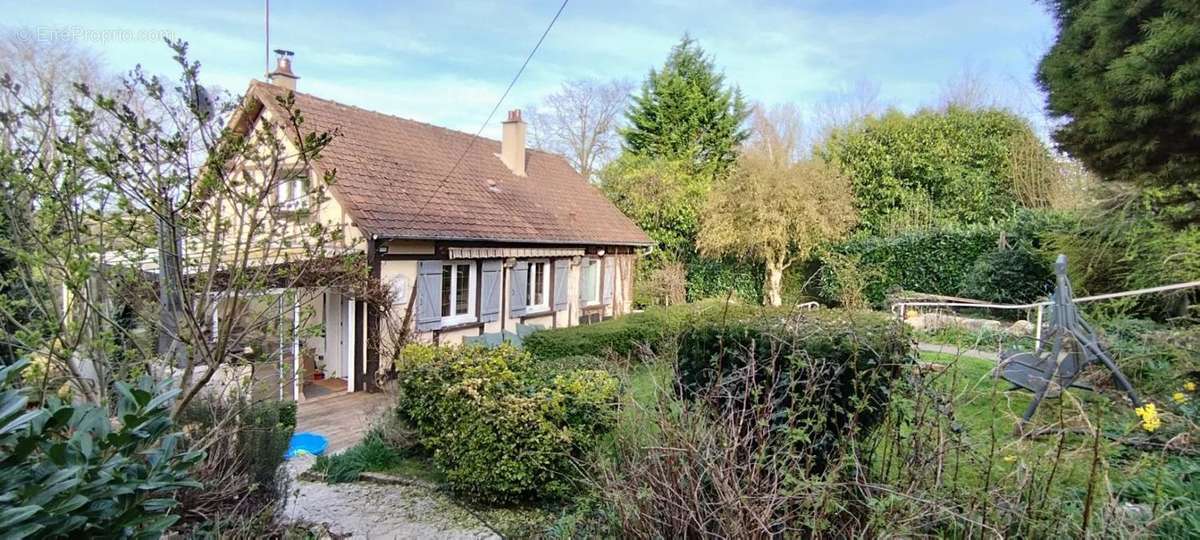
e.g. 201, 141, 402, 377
280, 456, 500, 539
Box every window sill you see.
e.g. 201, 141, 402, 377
438, 320, 483, 333
520, 309, 555, 321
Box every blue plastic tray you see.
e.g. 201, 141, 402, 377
286, 432, 328, 459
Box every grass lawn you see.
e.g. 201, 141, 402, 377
913, 351, 1148, 495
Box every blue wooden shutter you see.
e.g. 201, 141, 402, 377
480, 260, 502, 322
602, 258, 614, 305
509, 261, 528, 318
416, 261, 443, 331
553, 259, 569, 311
578, 259, 587, 302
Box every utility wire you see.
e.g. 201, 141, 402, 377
396, 0, 570, 234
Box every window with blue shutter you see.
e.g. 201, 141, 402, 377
553, 259, 568, 311
415, 260, 443, 331
509, 261, 528, 318
480, 260, 502, 322
602, 257, 615, 306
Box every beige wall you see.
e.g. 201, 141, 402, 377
390, 252, 637, 347
201, 104, 365, 270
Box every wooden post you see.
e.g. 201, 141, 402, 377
292, 292, 301, 402
347, 297, 357, 393
1034, 305, 1044, 353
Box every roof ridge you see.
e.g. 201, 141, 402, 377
249, 80, 573, 162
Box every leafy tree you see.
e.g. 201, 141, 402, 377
1037, 0, 1200, 226
609, 35, 756, 303
601, 154, 702, 264
821, 107, 1046, 235
622, 35, 750, 177
699, 107, 856, 306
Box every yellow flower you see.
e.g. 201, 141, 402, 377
1173, 392, 1188, 405
1134, 403, 1161, 433
1003, 455, 1017, 463
1186, 382, 1197, 392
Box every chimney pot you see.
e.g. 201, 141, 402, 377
269, 49, 299, 91
500, 108, 526, 176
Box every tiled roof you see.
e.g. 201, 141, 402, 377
243, 81, 652, 246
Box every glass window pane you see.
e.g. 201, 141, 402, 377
535, 263, 545, 305
441, 265, 452, 317
456, 264, 469, 315
584, 261, 598, 302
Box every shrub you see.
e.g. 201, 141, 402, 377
175, 397, 296, 521
960, 247, 1053, 304
524, 300, 777, 361
818, 228, 1001, 306
676, 310, 911, 470
313, 433, 404, 483
393, 344, 620, 502
0, 360, 203, 538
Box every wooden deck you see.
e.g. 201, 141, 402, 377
296, 391, 391, 454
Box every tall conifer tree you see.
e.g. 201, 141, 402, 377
622, 35, 750, 178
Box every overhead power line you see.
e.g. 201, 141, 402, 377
396, 0, 570, 236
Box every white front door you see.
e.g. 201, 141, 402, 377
323, 291, 346, 380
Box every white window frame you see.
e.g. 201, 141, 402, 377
526, 259, 551, 312
440, 261, 476, 325
581, 258, 601, 306
276, 173, 308, 211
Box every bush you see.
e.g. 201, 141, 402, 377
393, 344, 620, 502
313, 433, 405, 483
676, 309, 911, 470
818, 228, 1000, 306
175, 397, 296, 522
0, 360, 203, 538
960, 247, 1053, 304
524, 300, 777, 361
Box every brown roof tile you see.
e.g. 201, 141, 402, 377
245, 81, 652, 246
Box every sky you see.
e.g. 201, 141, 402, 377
1, 0, 1058, 139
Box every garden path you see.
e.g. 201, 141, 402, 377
282, 456, 500, 539
916, 342, 1000, 362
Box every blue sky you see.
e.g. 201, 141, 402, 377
2, 0, 1057, 138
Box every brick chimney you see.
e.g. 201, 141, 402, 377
500, 109, 526, 176
268, 49, 299, 90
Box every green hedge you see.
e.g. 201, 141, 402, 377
524, 300, 780, 361
393, 344, 618, 503
818, 228, 999, 306
676, 310, 911, 471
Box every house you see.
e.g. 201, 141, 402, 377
219, 52, 651, 398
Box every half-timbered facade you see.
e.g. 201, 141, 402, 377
225, 55, 651, 397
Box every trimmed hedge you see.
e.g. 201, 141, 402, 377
818, 228, 999, 306
524, 300, 780, 361
677, 310, 912, 470
393, 344, 618, 502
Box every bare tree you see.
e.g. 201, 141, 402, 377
527, 79, 632, 181
937, 63, 997, 111
809, 79, 884, 146
0, 29, 111, 152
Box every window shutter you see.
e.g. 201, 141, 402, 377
578, 260, 587, 302
415, 261, 443, 331
509, 261, 528, 318
480, 259, 502, 322
553, 259, 569, 311
602, 258, 615, 305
